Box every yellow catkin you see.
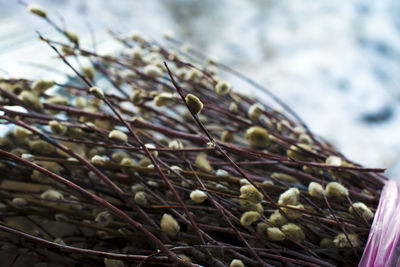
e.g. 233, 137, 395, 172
245, 126, 270, 147
19, 91, 43, 110
144, 143, 158, 156
195, 153, 213, 172
13, 126, 32, 139
240, 211, 261, 226
287, 144, 313, 161
256, 222, 269, 235
108, 130, 128, 144
131, 184, 144, 193
65, 29, 79, 44
32, 79, 55, 93
349, 202, 374, 221
190, 189, 208, 203
91, 155, 107, 165
83, 66, 95, 81
325, 182, 349, 198
121, 157, 136, 166
160, 213, 180, 237
185, 69, 201, 81
267, 227, 285, 241
29, 140, 56, 154
268, 210, 288, 227
281, 223, 305, 241
325, 155, 342, 166
221, 130, 234, 142
271, 172, 298, 183
144, 64, 163, 78
49, 120, 67, 136
111, 151, 130, 162
240, 184, 263, 203
230, 259, 244, 267
154, 92, 176, 107
278, 187, 300, 205
89, 86, 104, 98
185, 93, 203, 115
169, 139, 184, 149
215, 80, 231, 96
40, 189, 63, 201
28, 4, 47, 17
248, 103, 264, 121
12, 197, 27, 207
333, 233, 360, 248
239, 200, 264, 214
281, 204, 304, 220
308, 182, 324, 198
95, 211, 113, 227
320, 238, 334, 248
134, 191, 148, 207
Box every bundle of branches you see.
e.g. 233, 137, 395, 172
0, 4, 387, 267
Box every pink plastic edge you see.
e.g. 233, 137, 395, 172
358, 180, 400, 267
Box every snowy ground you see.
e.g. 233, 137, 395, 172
1, 0, 399, 179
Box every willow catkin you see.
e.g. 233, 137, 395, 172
0, 10, 387, 267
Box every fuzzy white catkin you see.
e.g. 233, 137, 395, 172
240, 211, 261, 226
32, 79, 55, 93
216, 169, 228, 177
40, 190, 64, 201
144, 143, 158, 156
248, 103, 264, 121
95, 211, 112, 227
28, 4, 47, 17
245, 126, 269, 147
325, 182, 349, 198
13, 126, 32, 139
326, 155, 342, 166
240, 185, 263, 203
185, 93, 203, 115
240, 178, 251, 186
91, 155, 107, 165
170, 165, 183, 173
278, 187, 300, 205
190, 189, 208, 203
89, 86, 104, 98
169, 139, 184, 149
12, 197, 27, 207
333, 233, 360, 248
134, 191, 148, 207
215, 80, 231, 96
349, 202, 374, 221
108, 130, 128, 144
160, 213, 180, 237
281, 204, 304, 219
271, 172, 298, 183
308, 182, 324, 198
268, 210, 288, 227
230, 259, 244, 267
281, 223, 305, 241
121, 157, 136, 166
154, 93, 176, 107
49, 120, 67, 136
65, 29, 79, 44
195, 153, 213, 172
144, 64, 163, 78
267, 227, 285, 241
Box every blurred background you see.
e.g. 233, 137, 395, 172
0, 0, 399, 178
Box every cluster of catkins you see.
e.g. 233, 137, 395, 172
0, 4, 386, 267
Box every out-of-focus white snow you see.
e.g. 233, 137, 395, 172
0, 0, 399, 178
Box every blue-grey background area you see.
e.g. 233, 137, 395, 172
0, 0, 399, 179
